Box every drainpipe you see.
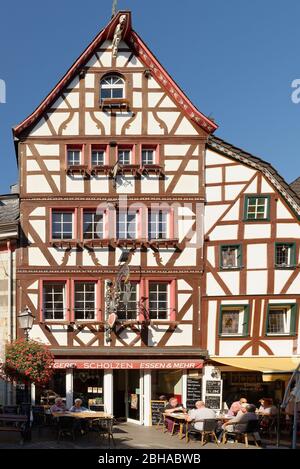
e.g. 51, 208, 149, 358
6, 240, 12, 404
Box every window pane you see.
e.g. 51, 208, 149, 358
43, 283, 65, 320
149, 283, 168, 320
275, 244, 292, 267
221, 309, 246, 335
83, 212, 103, 239
117, 283, 137, 320
74, 282, 95, 320
52, 212, 73, 240
142, 149, 154, 165
221, 246, 239, 268
267, 309, 288, 334
67, 150, 81, 166
148, 210, 167, 240
92, 150, 104, 166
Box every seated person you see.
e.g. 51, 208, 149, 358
258, 398, 278, 416
228, 397, 247, 416
69, 398, 88, 413
50, 397, 66, 413
220, 404, 259, 442
164, 397, 186, 433
186, 401, 216, 431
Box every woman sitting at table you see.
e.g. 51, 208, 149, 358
164, 397, 186, 433
69, 398, 88, 413
50, 397, 66, 413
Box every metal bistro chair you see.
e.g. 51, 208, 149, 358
95, 417, 115, 448
57, 416, 76, 443
187, 419, 219, 446
223, 419, 260, 448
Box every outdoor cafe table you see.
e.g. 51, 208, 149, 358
0, 414, 28, 443
52, 411, 112, 420
163, 412, 188, 440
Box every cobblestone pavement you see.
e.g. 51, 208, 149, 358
0, 422, 270, 449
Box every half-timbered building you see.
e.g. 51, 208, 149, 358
13, 11, 216, 424
202, 136, 300, 403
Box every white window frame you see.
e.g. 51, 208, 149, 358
148, 210, 168, 240
43, 282, 66, 321
74, 281, 97, 321
118, 149, 131, 165
83, 211, 104, 240
149, 282, 169, 320
117, 282, 139, 321
142, 148, 155, 165
100, 75, 125, 100
246, 196, 268, 220
52, 211, 74, 240
91, 149, 105, 166
117, 210, 137, 239
67, 149, 81, 166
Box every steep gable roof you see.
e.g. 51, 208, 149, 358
290, 176, 300, 198
208, 135, 300, 217
13, 11, 217, 138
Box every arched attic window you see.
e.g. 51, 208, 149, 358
100, 74, 125, 101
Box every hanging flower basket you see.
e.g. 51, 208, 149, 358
0, 338, 54, 386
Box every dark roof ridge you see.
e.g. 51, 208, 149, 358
208, 134, 300, 216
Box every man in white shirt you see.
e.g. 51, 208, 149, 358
186, 401, 216, 431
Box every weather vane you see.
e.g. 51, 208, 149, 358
112, 0, 118, 17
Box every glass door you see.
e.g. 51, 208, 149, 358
127, 370, 143, 424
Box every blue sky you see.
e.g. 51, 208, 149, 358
0, 0, 300, 193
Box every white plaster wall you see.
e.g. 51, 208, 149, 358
247, 271, 267, 294
166, 325, 193, 346
206, 274, 226, 296
141, 176, 159, 193
173, 175, 199, 193
276, 200, 293, 219
225, 165, 256, 182
218, 341, 249, 357
222, 201, 240, 221
209, 224, 238, 241
277, 223, 300, 238
207, 246, 215, 267
66, 177, 85, 193
218, 271, 240, 295
205, 205, 229, 232
247, 244, 267, 269
244, 224, 271, 239
225, 184, 245, 200
30, 220, 46, 243
206, 186, 222, 202
27, 175, 52, 193
205, 167, 223, 184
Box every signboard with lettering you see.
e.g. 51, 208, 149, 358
54, 359, 204, 370
186, 377, 202, 409
150, 400, 167, 426
205, 380, 221, 395
205, 395, 221, 410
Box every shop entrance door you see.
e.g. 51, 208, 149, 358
114, 370, 143, 424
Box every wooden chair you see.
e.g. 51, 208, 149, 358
222, 419, 260, 448
186, 419, 219, 445
156, 412, 166, 431
57, 416, 76, 442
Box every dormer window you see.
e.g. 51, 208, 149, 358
100, 75, 125, 101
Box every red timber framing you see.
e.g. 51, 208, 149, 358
14, 11, 208, 359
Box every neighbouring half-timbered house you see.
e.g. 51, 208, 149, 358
13, 11, 217, 424
202, 136, 300, 403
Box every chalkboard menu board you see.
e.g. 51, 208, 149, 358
205, 395, 221, 410
205, 380, 221, 395
150, 400, 167, 426
186, 378, 202, 409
